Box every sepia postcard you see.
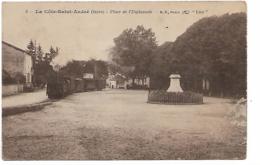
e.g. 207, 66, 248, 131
2, 1, 247, 160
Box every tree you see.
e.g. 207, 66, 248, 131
26, 40, 36, 67
150, 13, 246, 97
110, 25, 157, 84
3, 69, 16, 84
92, 60, 109, 79
60, 60, 84, 77
60, 59, 108, 79
149, 42, 177, 89
44, 46, 59, 63
26, 40, 60, 87
108, 62, 134, 77
36, 45, 44, 63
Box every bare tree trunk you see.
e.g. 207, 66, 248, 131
132, 77, 135, 87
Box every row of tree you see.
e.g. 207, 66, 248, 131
59, 59, 108, 80
109, 12, 246, 97
26, 40, 109, 86
26, 40, 59, 87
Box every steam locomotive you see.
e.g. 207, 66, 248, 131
46, 71, 105, 99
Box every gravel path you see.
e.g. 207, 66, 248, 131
2, 89, 246, 160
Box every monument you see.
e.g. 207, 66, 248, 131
148, 73, 203, 104
167, 74, 183, 92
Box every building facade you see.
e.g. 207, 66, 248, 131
2, 41, 33, 95
106, 73, 126, 89
106, 73, 150, 89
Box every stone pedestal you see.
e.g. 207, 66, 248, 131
167, 74, 183, 92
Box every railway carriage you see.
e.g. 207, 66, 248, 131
46, 71, 105, 99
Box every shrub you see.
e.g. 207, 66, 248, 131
3, 70, 16, 84
127, 84, 148, 90
23, 83, 34, 92
148, 90, 203, 104
226, 98, 247, 127
14, 72, 26, 84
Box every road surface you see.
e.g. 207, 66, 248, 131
2, 89, 246, 160
2, 89, 48, 108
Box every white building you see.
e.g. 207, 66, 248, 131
2, 41, 33, 96
106, 73, 150, 89
106, 73, 127, 89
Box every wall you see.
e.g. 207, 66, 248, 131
2, 84, 24, 96
24, 54, 33, 83
2, 42, 33, 84
109, 80, 117, 88
2, 43, 25, 77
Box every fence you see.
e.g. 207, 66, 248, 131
148, 90, 203, 104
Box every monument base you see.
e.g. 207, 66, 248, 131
147, 90, 203, 105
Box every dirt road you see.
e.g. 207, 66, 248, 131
2, 89, 246, 160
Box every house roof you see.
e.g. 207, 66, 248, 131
2, 41, 30, 56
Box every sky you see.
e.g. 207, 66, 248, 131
2, 2, 246, 66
